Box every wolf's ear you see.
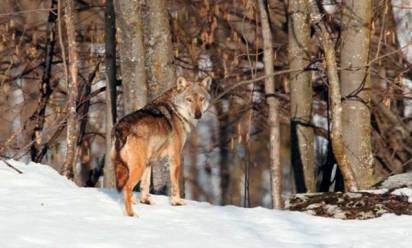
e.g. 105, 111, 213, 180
177, 77, 190, 91
200, 76, 212, 91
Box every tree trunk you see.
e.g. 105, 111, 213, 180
340, 0, 374, 189
258, 0, 283, 209
76, 63, 98, 186
308, 0, 358, 191
114, 0, 147, 113
104, 0, 117, 188
144, 0, 176, 194
215, 101, 231, 205
288, 0, 315, 193
144, 0, 175, 99
30, 0, 57, 163
62, 0, 80, 179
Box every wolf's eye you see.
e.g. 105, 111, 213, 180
186, 97, 193, 103
200, 96, 205, 102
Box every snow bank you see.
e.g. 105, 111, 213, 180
1, 160, 412, 248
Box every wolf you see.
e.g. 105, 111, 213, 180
111, 76, 212, 216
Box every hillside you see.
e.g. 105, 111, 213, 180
1, 160, 412, 248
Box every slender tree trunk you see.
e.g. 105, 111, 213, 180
258, 0, 283, 209
114, 0, 147, 113
30, 0, 57, 163
340, 0, 374, 189
288, 0, 315, 193
104, 0, 117, 188
215, 102, 231, 205
144, 0, 176, 194
76, 63, 98, 186
62, 0, 80, 178
308, 0, 358, 191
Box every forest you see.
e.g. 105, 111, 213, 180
1, 0, 412, 212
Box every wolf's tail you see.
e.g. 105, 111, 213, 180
112, 127, 129, 192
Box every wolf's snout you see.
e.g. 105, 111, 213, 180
195, 112, 202, 119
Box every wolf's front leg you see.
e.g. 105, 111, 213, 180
169, 151, 186, 206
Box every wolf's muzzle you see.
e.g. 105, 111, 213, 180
195, 112, 202, 119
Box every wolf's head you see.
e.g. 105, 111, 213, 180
172, 76, 212, 120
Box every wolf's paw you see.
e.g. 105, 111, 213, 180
171, 197, 186, 206
125, 208, 138, 217
140, 196, 155, 205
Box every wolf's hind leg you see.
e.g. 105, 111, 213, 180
123, 142, 146, 216
140, 166, 154, 205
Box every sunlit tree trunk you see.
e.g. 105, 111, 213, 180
258, 0, 283, 209
114, 0, 147, 113
144, 0, 176, 194
308, 0, 358, 191
62, 0, 80, 178
144, 0, 175, 99
288, 0, 315, 193
340, 0, 375, 189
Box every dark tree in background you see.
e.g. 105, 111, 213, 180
104, 0, 116, 188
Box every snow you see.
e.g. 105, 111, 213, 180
377, 172, 412, 190
1, 160, 412, 248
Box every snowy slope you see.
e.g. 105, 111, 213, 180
1, 161, 412, 248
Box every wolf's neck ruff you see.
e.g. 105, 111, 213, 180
168, 103, 197, 132
152, 102, 196, 133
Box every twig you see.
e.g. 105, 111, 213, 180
0, 8, 56, 17
57, 0, 68, 87
1, 160, 23, 174
212, 67, 304, 104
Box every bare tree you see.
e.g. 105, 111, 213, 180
288, 0, 315, 192
308, 0, 358, 191
340, 0, 375, 189
258, 0, 283, 209
114, 0, 147, 113
62, 0, 80, 178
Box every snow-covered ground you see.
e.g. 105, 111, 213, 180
1, 160, 412, 248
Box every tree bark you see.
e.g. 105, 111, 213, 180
258, 0, 283, 209
144, 0, 176, 194
308, 0, 358, 191
62, 0, 80, 179
340, 0, 374, 189
144, 0, 175, 99
114, 0, 147, 113
104, 0, 117, 188
288, 0, 315, 193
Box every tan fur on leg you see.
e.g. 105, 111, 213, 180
140, 166, 154, 205
169, 149, 186, 206
122, 138, 147, 216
